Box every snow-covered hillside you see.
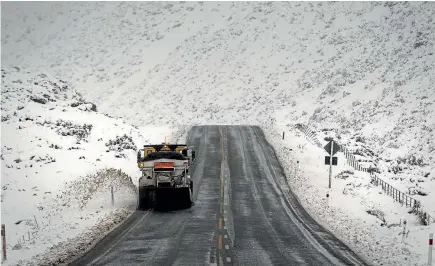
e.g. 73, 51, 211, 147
2, 1, 434, 265
0, 67, 184, 265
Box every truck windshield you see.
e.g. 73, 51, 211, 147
141, 151, 186, 161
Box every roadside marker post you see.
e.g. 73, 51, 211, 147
111, 186, 114, 207
429, 233, 433, 266
295, 161, 299, 178
402, 219, 406, 243
1, 224, 6, 262
402, 219, 407, 243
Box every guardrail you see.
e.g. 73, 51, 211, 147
294, 123, 434, 225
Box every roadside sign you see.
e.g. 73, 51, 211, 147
324, 140, 341, 156
325, 156, 337, 165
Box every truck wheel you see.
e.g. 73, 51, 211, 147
138, 187, 148, 210
188, 181, 194, 206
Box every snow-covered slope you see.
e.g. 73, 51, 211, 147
0, 67, 184, 265
2, 1, 434, 265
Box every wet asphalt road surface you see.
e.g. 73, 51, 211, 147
71, 126, 369, 266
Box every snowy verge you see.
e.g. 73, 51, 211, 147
24, 168, 137, 266
262, 122, 434, 266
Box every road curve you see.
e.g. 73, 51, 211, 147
70, 125, 369, 266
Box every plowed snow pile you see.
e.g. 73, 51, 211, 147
2, 2, 435, 265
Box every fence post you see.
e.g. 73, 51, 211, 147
400, 192, 403, 206
282, 131, 285, 140
429, 233, 433, 266
1, 224, 6, 261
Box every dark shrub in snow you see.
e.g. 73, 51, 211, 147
105, 134, 136, 152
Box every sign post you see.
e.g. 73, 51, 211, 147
328, 143, 333, 189
324, 140, 341, 189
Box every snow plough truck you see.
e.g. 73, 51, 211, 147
136, 143, 195, 210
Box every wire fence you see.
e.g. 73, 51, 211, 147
294, 123, 434, 225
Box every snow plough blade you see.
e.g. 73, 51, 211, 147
138, 186, 193, 211
154, 187, 193, 211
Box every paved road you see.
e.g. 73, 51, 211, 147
71, 126, 369, 266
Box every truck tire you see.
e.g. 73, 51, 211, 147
138, 187, 148, 210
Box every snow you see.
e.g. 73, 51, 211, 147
2, 1, 435, 265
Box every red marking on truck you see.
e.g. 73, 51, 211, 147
154, 162, 174, 168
